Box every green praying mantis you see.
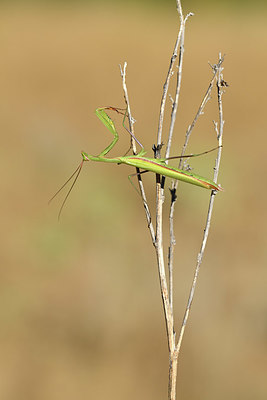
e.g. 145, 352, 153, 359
51, 107, 223, 218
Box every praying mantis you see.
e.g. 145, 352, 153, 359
51, 107, 223, 218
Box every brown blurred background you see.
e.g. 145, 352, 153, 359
0, 1, 266, 399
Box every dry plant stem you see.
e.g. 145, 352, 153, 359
119, 63, 156, 246
156, 22, 181, 149
165, 11, 193, 161
178, 55, 225, 168
154, 0, 190, 356
120, 63, 174, 353
155, 183, 175, 354
119, 7, 225, 400
156, 1, 190, 150
168, 58, 223, 310
164, 8, 193, 313
169, 56, 225, 399
155, 1, 192, 395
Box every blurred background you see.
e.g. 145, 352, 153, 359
0, 0, 266, 399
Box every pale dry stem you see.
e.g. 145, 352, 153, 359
173, 54, 226, 391
119, 63, 156, 246
168, 56, 225, 316
119, 4, 225, 399
154, 0, 192, 361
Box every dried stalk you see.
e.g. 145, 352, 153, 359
164, 6, 193, 313
118, 1, 225, 397
174, 53, 225, 366
155, 1, 195, 397
119, 63, 156, 246
120, 63, 175, 353
168, 55, 225, 313
154, 0, 193, 358
168, 55, 225, 400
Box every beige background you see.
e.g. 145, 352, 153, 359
0, 2, 266, 399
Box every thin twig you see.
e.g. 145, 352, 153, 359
178, 54, 225, 168
118, 10, 225, 400
165, 12, 194, 162
119, 62, 156, 246
175, 53, 225, 359
155, 2, 192, 397
167, 56, 224, 316
153, 0, 190, 357
120, 62, 174, 353
155, 183, 175, 354
156, 1, 187, 150
155, 1, 186, 331
164, 6, 193, 314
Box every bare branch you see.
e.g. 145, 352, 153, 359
156, 1, 187, 150
167, 59, 223, 319
152, 3, 192, 356
155, 2, 195, 398
175, 53, 226, 360
119, 62, 156, 246
178, 67, 219, 168
165, 12, 194, 161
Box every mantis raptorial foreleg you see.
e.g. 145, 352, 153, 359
104, 106, 144, 149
